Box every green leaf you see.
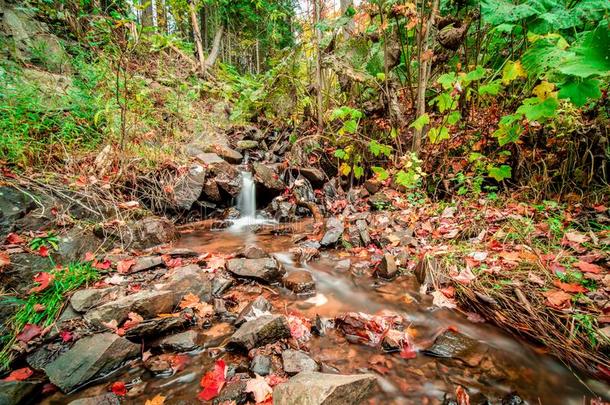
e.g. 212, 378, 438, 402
410, 113, 430, 131
464, 66, 486, 83
428, 126, 450, 143
376, 72, 386, 81
372, 166, 389, 181
522, 38, 573, 78
353, 165, 364, 179
430, 92, 454, 113
493, 114, 522, 146
502, 60, 526, 84
479, 80, 503, 96
517, 97, 559, 121
369, 140, 392, 157
437, 72, 457, 90
395, 170, 419, 188
488, 165, 512, 181
343, 119, 358, 134
557, 77, 602, 107
447, 111, 461, 125
558, 22, 610, 78
481, 0, 537, 25
334, 149, 348, 160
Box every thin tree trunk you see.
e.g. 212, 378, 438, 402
205, 24, 224, 68
256, 38, 260, 74
313, 0, 323, 131
413, 0, 439, 152
188, 0, 206, 71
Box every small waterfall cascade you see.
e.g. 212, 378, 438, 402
229, 170, 276, 231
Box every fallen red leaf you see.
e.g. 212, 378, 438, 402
5, 233, 24, 245
553, 280, 587, 293
38, 246, 49, 257
16, 324, 42, 343
84, 251, 95, 262
2, 367, 33, 381
41, 383, 58, 394
456, 385, 470, 405
198, 359, 227, 401
110, 381, 127, 396
543, 290, 572, 309
0, 251, 10, 269
117, 259, 136, 274
93, 259, 111, 270
573, 261, 603, 274
59, 330, 74, 342
164, 257, 183, 268
33, 304, 46, 312
30, 272, 54, 293
169, 354, 189, 373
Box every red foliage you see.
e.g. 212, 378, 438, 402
2, 367, 33, 381
29, 272, 54, 293
198, 359, 227, 401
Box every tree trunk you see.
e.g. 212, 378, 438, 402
141, 0, 154, 27
313, 0, 323, 132
205, 24, 224, 68
188, 0, 206, 71
413, 0, 439, 152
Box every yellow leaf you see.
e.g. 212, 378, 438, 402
532, 81, 556, 100
339, 162, 351, 176
501, 61, 526, 85
145, 394, 166, 405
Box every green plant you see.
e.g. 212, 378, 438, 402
0, 261, 99, 370
394, 152, 425, 189
572, 313, 599, 347
29, 232, 59, 251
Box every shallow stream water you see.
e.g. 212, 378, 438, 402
47, 220, 609, 404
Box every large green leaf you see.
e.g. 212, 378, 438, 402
481, 0, 538, 25
521, 39, 573, 77
558, 22, 610, 78
517, 96, 559, 121
557, 77, 602, 106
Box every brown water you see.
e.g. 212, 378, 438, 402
48, 220, 610, 404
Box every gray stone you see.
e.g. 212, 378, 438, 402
253, 162, 284, 191
0, 380, 39, 405
251, 354, 272, 376
369, 192, 391, 209
212, 274, 234, 297
124, 315, 188, 338
44, 333, 139, 392
320, 217, 344, 247
226, 258, 285, 283
240, 244, 268, 259
235, 296, 272, 326
283, 271, 315, 295
163, 264, 212, 304
273, 372, 377, 405
335, 259, 351, 271
68, 393, 120, 405
1, 252, 50, 293
173, 164, 207, 210
295, 167, 326, 186
70, 287, 121, 312
377, 253, 398, 279
194, 152, 226, 166
132, 217, 179, 249
205, 144, 243, 164
213, 380, 248, 405
282, 350, 319, 374
229, 315, 291, 350
236, 140, 259, 150
356, 219, 371, 246
84, 290, 175, 327
154, 330, 202, 352
423, 330, 482, 360
130, 255, 164, 274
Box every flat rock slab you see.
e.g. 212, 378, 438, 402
0, 380, 39, 405
124, 316, 188, 338
273, 372, 377, 405
44, 333, 139, 392
68, 393, 120, 405
162, 264, 212, 304
226, 258, 285, 283
154, 329, 203, 352
320, 217, 344, 247
283, 271, 316, 295
70, 287, 121, 312
282, 350, 318, 374
235, 296, 272, 326
423, 330, 485, 366
229, 314, 290, 350
84, 290, 174, 327
129, 255, 164, 274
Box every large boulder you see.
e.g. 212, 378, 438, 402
282, 350, 319, 374
273, 372, 377, 405
84, 290, 175, 327
0, 380, 39, 405
320, 217, 344, 247
44, 333, 139, 392
131, 217, 179, 249
226, 258, 285, 283
204, 144, 243, 164
0, 186, 36, 239
172, 164, 207, 210
229, 314, 291, 350
162, 264, 212, 304
253, 162, 284, 191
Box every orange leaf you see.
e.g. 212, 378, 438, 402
110, 381, 127, 396
16, 324, 42, 343
543, 290, 572, 309
0, 251, 10, 270
553, 280, 587, 293
198, 359, 227, 401
2, 367, 33, 382
573, 261, 602, 274
117, 259, 136, 274
5, 233, 24, 245
30, 272, 54, 293
122, 312, 144, 330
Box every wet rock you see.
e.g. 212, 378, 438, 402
292, 176, 316, 205
501, 393, 525, 405
0, 380, 39, 405
226, 258, 285, 283
346, 225, 363, 247
0, 252, 52, 293
213, 380, 248, 405
283, 271, 316, 295
251, 354, 272, 376
44, 333, 139, 392
320, 217, 344, 247
229, 314, 291, 350
377, 253, 398, 279
273, 372, 377, 405
289, 246, 320, 263
336, 259, 351, 271
84, 290, 175, 327
173, 164, 207, 210
355, 219, 371, 246
235, 296, 272, 326
129, 255, 164, 274
236, 140, 259, 150
124, 315, 188, 338
70, 287, 121, 312
163, 264, 212, 304
282, 350, 318, 374
202, 322, 235, 348
132, 217, 179, 249
239, 244, 268, 259
322, 178, 343, 201
214, 168, 241, 197
294, 167, 326, 186
154, 330, 203, 352
266, 198, 296, 222
68, 393, 120, 405
56, 226, 102, 264
0, 186, 36, 238
194, 152, 226, 166
212, 274, 234, 297
205, 144, 243, 164
363, 179, 381, 194
202, 177, 222, 202
27, 343, 66, 370
368, 192, 391, 209
423, 330, 484, 365
253, 162, 284, 191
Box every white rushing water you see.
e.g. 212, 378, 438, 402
229, 171, 276, 231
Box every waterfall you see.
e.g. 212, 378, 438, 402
229, 171, 275, 231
